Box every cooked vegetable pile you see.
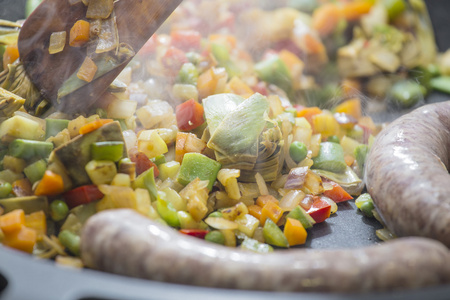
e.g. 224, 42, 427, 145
0, 0, 445, 266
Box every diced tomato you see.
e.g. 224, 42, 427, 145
251, 82, 269, 96
323, 180, 353, 203
307, 196, 332, 223
176, 99, 205, 131
138, 34, 159, 57
63, 185, 104, 209
179, 229, 209, 239
161, 46, 188, 71
129, 149, 160, 177
171, 30, 201, 52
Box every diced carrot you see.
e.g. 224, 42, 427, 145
340, 1, 373, 21
248, 204, 262, 221
69, 20, 90, 47
312, 3, 342, 36
197, 67, 228, 99
303, 33, 326, 55
24, 211, 46, 241
12, 178, 33, 197
3, 44, 19, 70
175, 132, 189, 163
79, 119, 113, 135
278, 49, 304, 77
161, 46, 188, 71
344, 154, 355, 166
260, 201, 283, 226
335, 98, 361, 120
0, 209, 25, 234
171, 30, 202, 51
323, 181, 353, 203
297, 106, 322, 125
226, 77, 254, 98
77, 56, 98, 82
342, 79, 362, 98
34, 170, 65, 196
209, 34, 237, 50
3, 226, 37, 253
284, 218, 307, 246
256, 195, 279, 207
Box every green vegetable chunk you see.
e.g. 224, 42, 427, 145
156, 191, 181, 228
58, 230, 81, 256
262, 219, 289, 248
240, 237, 274, 253
289, 141, 308, 163
354, 144, 369, 176
176, 63, 199, 86
177, 153, 222, 191
255, 56, 292, 93
50, 200, 69, 222
327, 135, 340, 144
285, 206, 316, 229
355, 193, 375, 218
91, 141, 124, 162
312, 142, 347, 173
45, 118, 69, 139
23, 159, 47, 184
205, 230, 225, 245
9, 139, 53, 160
133, 167, 158, 201
430, 76, 450, 94
382, 0, 406, 20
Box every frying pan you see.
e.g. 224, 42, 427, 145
0, 0, 449, 299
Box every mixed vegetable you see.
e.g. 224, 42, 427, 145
0, 0, 445, 265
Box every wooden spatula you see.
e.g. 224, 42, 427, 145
18, 0, 182, 113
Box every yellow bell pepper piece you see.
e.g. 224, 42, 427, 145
284, 217, 307, 246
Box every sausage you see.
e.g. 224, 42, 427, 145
365, 101, 450, 247
81, 209, 450, 293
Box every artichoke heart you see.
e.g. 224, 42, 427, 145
0, 87, 25, 117
204, 93, 283, 182
312, 166, 364, 196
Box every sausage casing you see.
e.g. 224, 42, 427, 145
81, 209, 450, 293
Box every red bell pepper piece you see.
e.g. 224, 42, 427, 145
175, 99, 205, 131
161, 46, 188, 71
129, 149, 160, 177
170, 30, 201, 52
179, 229, 209, 239
307, 196, 331, 223
322, 181, 353, 203
63, 185, 104, 209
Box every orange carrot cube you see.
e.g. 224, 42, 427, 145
0, 209, 25, 234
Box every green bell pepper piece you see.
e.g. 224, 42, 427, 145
45, 118, 69, 139
263, 219, 289, 248
240, 237, 274, 253
133, 167, 158, 201
177, 153, 221, 191
312, 142, 347, 173
254, 56, 292, 93
286, 206, 316, 229
176, 62, 199, 86
9, 139, 53, 160
23, 159, 47, 184
156, 191, 180, 228
91, 141, 124, 162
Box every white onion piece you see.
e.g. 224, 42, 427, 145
48, 31, 66, 54
279, 189, 305, 212
107, 98, 137, 119
284, 166, 308, 190
122, 129, 137, 152
204, 217, 238, 230
320, 195, 338, 214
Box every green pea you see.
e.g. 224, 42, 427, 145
208, 211, 223, 218
58, 230, 80, 256
205, 230, 225, 245
360, 201, 375, 218
289, 141, 308, 163
389, 80, 424, 109
0, 182, 12, 198
50, 200, 69, 222
383, 0, 406, 20
327, 135, 340, 144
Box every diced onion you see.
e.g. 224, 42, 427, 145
204, 217, 238, 230
320, 195, 338, 214
122, 129, 137, 152
107, 98, 137, 119
284, 166, 308, 190
86, 0, 114, 19
255, 172, 269, 196
279, 189, 305, 212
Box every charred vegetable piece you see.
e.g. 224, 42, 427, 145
52, 121, 126, 186
312, 142, 347, 173
9, 139, 53, 160
177, 153, 221, 191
